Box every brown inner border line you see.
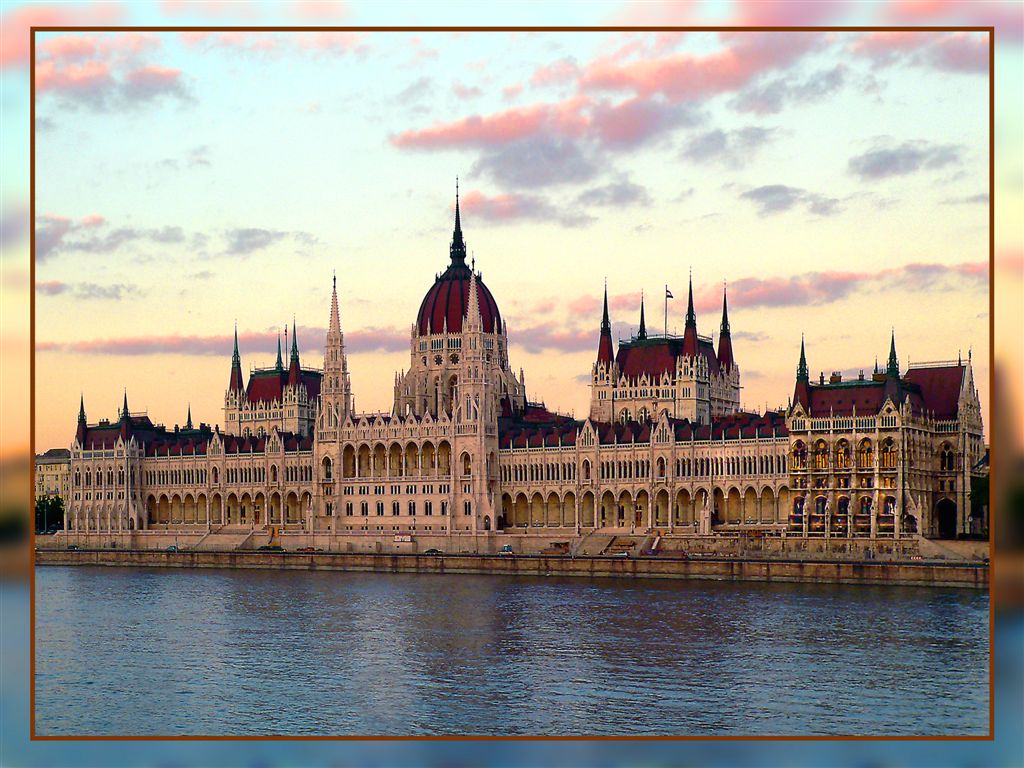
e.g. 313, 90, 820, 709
28, 24, 996, 743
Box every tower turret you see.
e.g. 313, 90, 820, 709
450, 177, 467, 265
76, 394, 87, 444
717, 284, 734, 371
596, 282, 614, 365
275, 332, 283, 372
886, 329, 900, 378
288, 317, 301, 387
228, 324, 244, 393
682, 272, 698, 357
637, 293, 647, 340
793, 334, 810, 410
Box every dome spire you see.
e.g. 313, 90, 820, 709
450, 177, 467, 265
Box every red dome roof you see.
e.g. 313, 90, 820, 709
415, 185, 502, 336
416, 265, 502, 335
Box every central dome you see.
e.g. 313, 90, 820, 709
415, 189, 502, 336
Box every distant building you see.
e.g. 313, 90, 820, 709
58, 190, 987, 541
35, 448, 69, 502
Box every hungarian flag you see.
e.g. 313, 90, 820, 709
665, 287, 673, 299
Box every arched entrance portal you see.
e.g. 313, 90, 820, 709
936, 498, 957, 539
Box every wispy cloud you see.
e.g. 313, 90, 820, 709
740, 184, 842, 217
848, 140, 963, 180
731, 65, 846, 115
682, 126, 776, 165
458, 189, 593, 228
37, 280, 142, 300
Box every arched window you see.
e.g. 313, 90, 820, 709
792, 442, 807, 470
619, 409, 631, 424
941, 444, 955, 471
322, 456, 333, 481
881, 439, 897, 469
814, 440, 829, 470
835, 440, 850, 469
582, 460, 591, 481
858, 439, 873, 469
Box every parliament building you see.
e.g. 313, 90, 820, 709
58, 192, 987, 544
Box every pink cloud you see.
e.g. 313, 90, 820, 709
0, 4, 123, 69
160, 0, 259, 17
80, 214, 105, 228
501, 84, 523, 101
529, 57, 580, 87
35, 58, 112, 94
510, 324, 594, 355
590, 97, 690, 148
180, 30, 279, 55
579, 33, 815, 103
568, 295, 601, 316
122, 64, 184, 96
290, 0, 349, 19
391, 96, 590, 149
851, 30, 989, 72
731, 0, 851, 26
885, 1, 1022, 43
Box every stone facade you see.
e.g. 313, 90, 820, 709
35, 447, 69, 501
58, 194, 987, 541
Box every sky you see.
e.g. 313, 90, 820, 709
0, 1, 1017, 455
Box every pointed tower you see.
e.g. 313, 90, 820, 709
321, 273, 352, 429
185, 403, 193, 430
119, 389, 132, 441
275, 332, 283, 372
228, 324, 244, 394
76, 394, 87, 445
288, 317, 301, 387
886, 329, 900, 378
717, 284, 734, 371
597, 282, 614, 366
682, 272, 698, 357
450, 177, 467, 266
793, 335, 810, 411
637, 294, 647, 340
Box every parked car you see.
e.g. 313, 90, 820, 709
296, 546, 316, 553
66, 544, 79, 551
165, 545, 178, 553
258, 545, 284, 552
499, 544, 515, 555
422, 548, 443, 555
609, 551, 629, 558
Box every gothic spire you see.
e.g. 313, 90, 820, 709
185, 403, 193, 430
121, 389, 129, 422
450, 177, 467, 265
717, 283, 734, 370
596, 280, 614, 366
601, 280, 610, 333
797, 334, 809, 382
78, 393, 86, 424
685, 271, 696, 329
328, 271, 341, 335
682, 270, 698, 356
228, 322, 244, 393
637, 293, 647, 340
288, 317, 301, 386
275, 332, 283, 372
720, 283, 730, 336
886, 329, 899, 378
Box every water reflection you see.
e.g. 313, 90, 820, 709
35, 567, 989, 736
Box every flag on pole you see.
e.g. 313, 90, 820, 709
665, 287, 673, 299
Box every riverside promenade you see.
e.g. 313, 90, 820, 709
35, 547, 988, 589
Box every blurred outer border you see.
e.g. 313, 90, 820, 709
1, 7, 1021, 768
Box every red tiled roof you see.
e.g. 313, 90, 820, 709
246, 369, 322, 405
904, 365, 964, 420
615, 337, 721, 381
416, 264, 501, 335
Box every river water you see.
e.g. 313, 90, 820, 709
34, 566, 989, 736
